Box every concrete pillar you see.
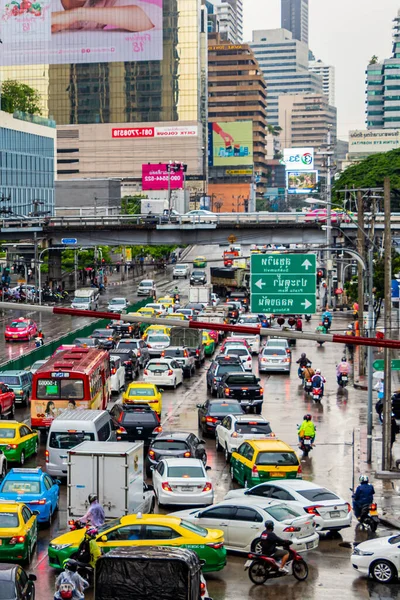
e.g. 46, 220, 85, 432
48, 249, 62, 283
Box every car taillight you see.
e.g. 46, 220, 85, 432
124, 361, 131, 366
148, 449, 156, 459
137, 350, 141, 357
144, 369, 149, 375
259, 388, 264, 394
10, 536, 25, 545
183, 350, 188, 357
286, 348, 291, 354
147, 343, 152, 348
128, 326, 132, 332
231, 432, 238, 438
283, 358, 290, 363
167, 369, 173, 376
28, 499, 46, 505
200, 581, 206, 597
246, 356, 251, 361
183, 451, 191, 457
297, 464, 302, 478
370, 503, 377, 511
116, 427, 127, 435
161, 351, 165, 357
202, 482, 212, 492
152, 426, 163, 434
111, 368, 116, 375
205, 417, 218, 423
346, 502, 352, 513
252, 465, 259, 478
304, 505, 323, 515
206, 542, 224, 549
225, 389, 230, 396
45, 450, 49, 463
283, 526, 301, 532
162, 482, 173, 492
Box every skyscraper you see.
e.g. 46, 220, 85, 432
309, 59, 336, 106
209, 0, 243, 43
281, 0, 309, 45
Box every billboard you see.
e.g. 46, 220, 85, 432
209, 121, 253, 167
142, 163, 184, 191
349, 129, 400, 154
0, 0, 163, 66
207, 183, 251, 212
112, 125, 198, 139
283, 148, 314, 171
286, 171, 318, 195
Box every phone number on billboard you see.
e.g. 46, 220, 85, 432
144, 176, 182, 181
112, 128, 155, 138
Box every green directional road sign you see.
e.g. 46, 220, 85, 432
373, 359, 400, 371
250, 253, 317, 315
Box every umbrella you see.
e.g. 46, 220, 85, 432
373, 371, 384, 380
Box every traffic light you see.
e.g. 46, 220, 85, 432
317, 268, 326, 285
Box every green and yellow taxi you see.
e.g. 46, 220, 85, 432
230, 439, 301, 488
48, 514, 226, 573
193, 256, 207, 268
142, 325, 171, 340
164, 313, 187, 321
202, 332, 215, 356
0, 422, 38, 465
0, 501, 38, 564
123, 383, 162, 415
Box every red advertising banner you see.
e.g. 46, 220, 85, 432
112, 125, 198, 139
142, 163, 184, 191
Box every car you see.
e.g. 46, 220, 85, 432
216, 373, 263, 413
146, 334, 171, 358
0, 468, 59, 525
183, 210, 215, 223
202, 332, 215, 356
304, 208, 348, 224
161, 347, 196, 378
173, 264, 190, 279
147, 432, 207, 475
157, 296, 175, 307
265, 338, 291, 355
4, 319, 38, 342
107, 298, 128, 313
117, 338, 150, 368
352, 533, 400, 583
225, 479, 352, 533
0, 372, 32, 407
221, 303, 239, 323
108, 348, 139, 380
171, 498, 319, 554
109, 355, 126, 394
179, 308, 196, 321
48, 513, 226, 573
110, 403, 162, 447
72, 337, 100, 349
107, 320, 139, 339
143, 359, 183, 389
0, 449, 6, 479
163, 313, 187, 322
137, 307, 157, 320
220, 345, 253, 372
259, 346, 291, 373
137, 279, 156, 297
190, 271, 207, 285
90, 329, 118, 350
0, 563, 36, 600
230, 440, 301, 488
123, 383, 162, 416
206, 355, 245, 396
145, 303, 167, 316
216, 415, 274, 462
237, 314, 267, 326
193, 256, 207, 268
29, 360, 47, 375
152, 458, 213, 507
184, 303, 205, 314
0, 501, 38, 564
0, 383, 16, 420
229, 300, 245, 316
228, 332, 261, 355
230, 292, 249, 312
143, 325, 171, 340
197, 399, 244, 437
0, 422, 38, 465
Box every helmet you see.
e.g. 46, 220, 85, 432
348, 324, 353, 330
264, 520, 274, 531
359, 475, 369, 483
85, 527, 98, 539
64, 559, 78, 572
304, 414, 312, 421
88, 493, 98, 504
316, 369, 321, 374
301, 353, 306, 359
342, 357, 347, 362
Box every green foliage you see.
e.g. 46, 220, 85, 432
122, 194, 147, 215
369, 55, 379, 65
344, 249, 400, 302
1, 80, 42, 115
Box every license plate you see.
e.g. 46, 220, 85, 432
306, 541, 315, 549
270, 472, 285, 478
154, 372, 162, 376
180, 486, 192, 492
304, 439, 312, 445
13, 335, 18, 338
330, 511, 341, 518
244, 560, 252, 568
342, 377, 348, 381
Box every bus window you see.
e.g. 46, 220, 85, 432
36, 379, 84, 400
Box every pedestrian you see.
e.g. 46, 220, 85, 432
391, 415, 399, 450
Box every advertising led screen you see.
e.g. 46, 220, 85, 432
287, 170, 318, 195
142, 163, 184, 191
0, 0, 163, 65
283, 148, 314, 171
209, 121, 253, 167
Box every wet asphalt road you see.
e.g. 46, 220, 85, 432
3, 244, 400, 600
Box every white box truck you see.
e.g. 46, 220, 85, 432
67, 441, 144, 522
188, 285, 212, 305
71, 288, 99, 311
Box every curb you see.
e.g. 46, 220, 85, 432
379, 516, 400, 530
354, 381, 368, 391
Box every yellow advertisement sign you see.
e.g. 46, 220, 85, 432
125, 248, 132, 262
226, 169, 253, 175
211, 121, 253, 167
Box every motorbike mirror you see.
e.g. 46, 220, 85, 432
28, 574, 37, 581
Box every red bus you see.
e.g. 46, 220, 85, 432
31, 347, 111, 430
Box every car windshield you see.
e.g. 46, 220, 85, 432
122, 413, 157, 424
72, 297, 90, 304
49, 431, 95, 449
148, 336, 170, 343
216, 365, 244, 375
239, 317, 259, 324
0, 376, 20, 385
192, 271, 204, 276
152, 440, 188, 451
179, 520, 208, 537
74, 339, 95, 346
164, 349, 185, 357
264, 506, 301, 521
167, 466, 204, 478
210, 402, 242, 416
110, 299, 125, 305
0, 512, 19, 528
0, 428, 16, 439
262, 348, 286, 356
36, 379, 84, 400
2, 480, 41, 494
0, 583, 15, 598
140, 281, 153, 287
119, 341, 137, 347
92, 331, 110, 338
128, 387, 155, 397
224, 349, 248, 357
9, 322, 28, 329
147, 363, 169, 372
256, 452, 298, 466
175, 266, 186, 270
225, 375, 258, 385
267, 341, 286, 347
296, 488, 339, 501
235, 422, 271, 435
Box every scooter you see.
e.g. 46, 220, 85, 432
244, 547, 308, 585
350, 491, 379, 532
305, 314, 312, 322
303, 378, 313, 394
299, 435, 314, 457
337, 373, 349, 388
312, 387, 323, 403
55, 583, 75, 600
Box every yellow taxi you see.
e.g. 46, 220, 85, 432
230, 439, 301, 488
0, 421, 39, 465
123, 383, 162, 415
193, 256, 207, 268
142, 325, 171, 340
0, 501, 38, 563
137, 307, 157, 318
48, 514, 226, 573
164, 313, 187, 321
157, 297, 175, 308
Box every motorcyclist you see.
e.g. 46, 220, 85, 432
311, 369, 326, 396
80, 494, 105, 528
73, 527, 102, 569
316, 321, 328, 335
336, 357, 351, 385
302, 363, 315, 382
54, 559, 88, 600
352, 475, 375, 519
323, 309, 332, 325
298, 414, 316, 444
37, 329, 44, 340
296, 353, 311, 378
259, 520, 291, 573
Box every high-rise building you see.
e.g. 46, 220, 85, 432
208, 0, 243, 43
366, 9, 400, 129
281, 0, 309, 45
251, 29, 323, 126
309, 59, 335, 106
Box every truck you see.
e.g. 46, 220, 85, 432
71, 287, 99, 311
189, 284, 212, 305
67, 441, 144, 522
210, 267, 250, 298
169, 327, 205, 366
223, 249, 240, 267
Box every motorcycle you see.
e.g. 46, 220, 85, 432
34, 337, 44, 348
68, 519, 87, 531
312, 387, 323, 403
350, 491, 379, 532
305, 314, 312, 322
244, 548, 308, 585
299, 435, 314, 457
56, 582, 75, 600
303, 378, 313, 394
338, 373, 349, 388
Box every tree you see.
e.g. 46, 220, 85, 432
1, 80, 42, 115
369, 55, 379, 65
122, 194, 147, 215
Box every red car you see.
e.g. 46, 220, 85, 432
220, 338, 250, 353
4, 318, 38, 342
0, 382, 15, 418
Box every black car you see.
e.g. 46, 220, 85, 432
107, 320, 140, 338
221, 302, 239, 323
230, 292, 250, 312
117, 338, 150, 368
146, 431, 207, 476
73, 337, 99, 348
110, 403, 162, 446
216, 373, 263, 414
0, 564, 36, 600
109, 348, 139, 380
190, 270, 207, 285
184, 303, 205, 315
90, 328, 119, 349
197, 398, 244, 436
206, 354, 245, 395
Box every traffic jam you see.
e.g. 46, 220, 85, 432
0, 244, 398, 600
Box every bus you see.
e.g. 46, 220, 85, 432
31, 347, 111, 430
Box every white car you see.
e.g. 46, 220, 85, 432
227, 334, 261, 355
146, 333, 171, 357
352, 533, 400, 583
216, 415, 274, 462
152, 458, 213, 507
184, 210, 215, 222
265, 338, 291, 356
173, 264, 190, 279
107, 297, 128, 313
144, 358, 184, 389
30, 359, 47, 374
224, 479, 352, 533
171, 498, 319, 553
109, 355, 126, 394
221, 345, 253, 371
259, 346, 291, 374
145, 303, 167, 316
141, 482, 156, 513
137, 279, 156, 297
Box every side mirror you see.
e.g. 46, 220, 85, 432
33, 510, 40, 516
54, 479, 61, 485
196, 404, 202, 409
101, 535, 108, 542
198, 439, 206, 445
28, 574, 37, 582
257, 378, 261, 383
205, 465, 212, 471
159, 388, 164, 393
146, 484, 154, 491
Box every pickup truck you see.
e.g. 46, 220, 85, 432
216, 373, 263, 414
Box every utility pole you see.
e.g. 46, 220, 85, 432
382, 176, 392, 470
325, 129, 333, 309
357, 190, 365, 374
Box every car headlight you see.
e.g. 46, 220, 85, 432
353, 547, 374, 556
50, 543, 72, 550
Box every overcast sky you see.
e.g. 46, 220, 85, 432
243, 0, 400, 140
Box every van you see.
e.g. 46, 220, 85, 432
173, 264, 189, 279
46, 410, 116, 477
71, 288, 99, 311
0, 370, 32, 407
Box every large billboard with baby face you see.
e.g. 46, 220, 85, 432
0, 0, 163, 65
